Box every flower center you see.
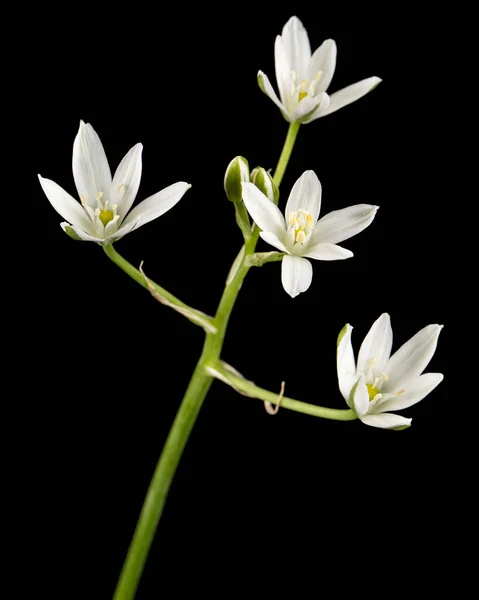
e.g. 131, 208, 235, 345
288, 209, 314, 245
93, 191, 120, 230
291, 70, 323, 102
365, 358, 390, 401
366, 383, 380, 401
99, 209, 114, 227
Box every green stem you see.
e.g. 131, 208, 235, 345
209, 362, 357, 421
273, 121, 301, 187
234, 200, 252, 241
103, 244, 195, 312
111, 122, 301, 600
113, 355, 213, 600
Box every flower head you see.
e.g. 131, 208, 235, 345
38, 121, 191, 244
337, 314, 444, 429
242, 170, 378, 297
257, 16, 381, 124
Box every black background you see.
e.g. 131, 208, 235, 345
19, 3, 459, 597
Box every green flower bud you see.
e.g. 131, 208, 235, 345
250, 166, 279, 205
224, 156, 250, 203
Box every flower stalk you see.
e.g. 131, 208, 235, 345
111, 122, 301, 600
206, 361, 357, 421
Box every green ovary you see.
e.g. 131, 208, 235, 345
366, 384, 380, 401
99, 209, 114, 227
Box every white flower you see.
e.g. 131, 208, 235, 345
242, 170, 378, 298
337, 314, 444, 430
38, 121, 191, 244
257, 16, 382, 124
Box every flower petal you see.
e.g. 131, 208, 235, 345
300, 92, 330, 124
350, 373, 369, 417
307, 39, 337, 93
39, 175, 92, 231
257, 71, 289, 120
293, 94, 326, 123
320, 76, 382, 117
376, 373, 444, 413
122, 182, 191, 229
106, 218, 141, 243
242, 182, 286, 237
72, 121, 112, 205
112, 143, 143, 221
274, 36, 292, 108
385, 324, 443, 390
360, 413, 412, 430
259, 231, 289, 253
311, 204, 379, 246
337, 324, 356, 404
280, 16, 311, 80
281, 255, 312, 298
285, 170, 322, 224
357, 313, 393, 376
60, 222, 101, 243
303, 242, 353, 260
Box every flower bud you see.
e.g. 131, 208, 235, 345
250, 167, 279, 205
224, 156, 250, 203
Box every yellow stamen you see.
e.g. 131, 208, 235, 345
298, 79, 308, 101
296, 230, 306, 244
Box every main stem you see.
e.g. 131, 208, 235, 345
112, 122, 300, 600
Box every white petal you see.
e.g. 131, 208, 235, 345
60, 222, 101, 243
242, 182, 286, 237
112, 143, 143, 220
336, 324, 356, 404
320, 76, 382, 117
360, 413, 412, 430
303, 242, 353, 260
259, 231, 289, 253
39, 175, 92, 231
357, 313, 393, 376
300, 92, 330, 124
274, 36, 292, 108
376, 373, 444, 413
122, 182, 190, 229
106, 218, 141, 243
281, 255, 312, 298
257, 71, 290, 121
351, 373, 369, 417
285, 171, 322, 223
385, 324, 443, 390
293, 94, 325, 123
280, 16, 311, 80
307, 39, 337, 93
72, 121, 112, 204
311, 204, 379, 246
368, 392, 396, 412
